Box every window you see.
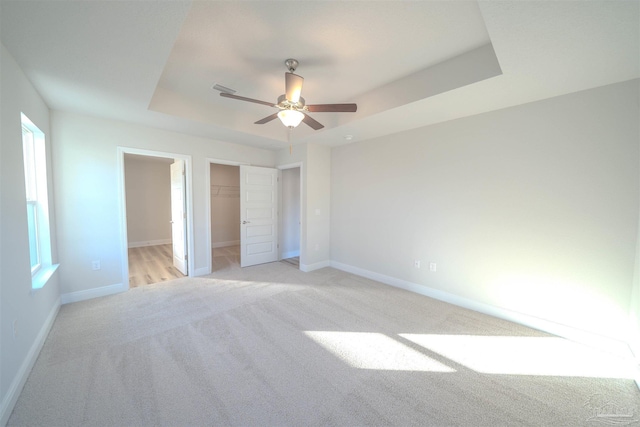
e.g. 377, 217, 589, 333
23, 124, 40, 271
21, 113, 57, 288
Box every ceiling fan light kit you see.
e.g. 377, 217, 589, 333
278, 109, 305, 128
218, 58, 357, 132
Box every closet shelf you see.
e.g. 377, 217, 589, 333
211, 184, 240, 198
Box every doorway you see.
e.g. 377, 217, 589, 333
119, 148, 192, 288
279, 165, 301, 269
210, 163, 241, 272
209, 163, 280, 270
207, 161, 282, 272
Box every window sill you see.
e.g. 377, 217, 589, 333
31, 263, 60, 294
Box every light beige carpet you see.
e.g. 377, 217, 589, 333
8, 260, 640, 426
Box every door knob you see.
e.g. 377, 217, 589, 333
242, 220, 251, 224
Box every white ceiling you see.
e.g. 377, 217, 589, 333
1, 1, 638, 151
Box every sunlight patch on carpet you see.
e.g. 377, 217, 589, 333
305, 331, 456, 372
400, 334, 636, 379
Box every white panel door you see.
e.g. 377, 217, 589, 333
240, 165, 278, 267
170, 159, 188, 275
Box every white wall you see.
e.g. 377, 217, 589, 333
210, 163, 240, 247
0, 44, 61, 425
124, 155, 172, 247
632, 212, 640, 359
331, 79, 640, 346
305, 144, 331, 268
51, 111, 276, 297
281, 167, 301, 258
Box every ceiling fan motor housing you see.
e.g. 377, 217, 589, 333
277, 94, 305, 110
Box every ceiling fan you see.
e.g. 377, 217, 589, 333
218, 59, 357, 130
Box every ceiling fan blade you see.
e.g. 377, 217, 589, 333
302, 113, 324, 130
254, 112, 279, 125
307, 103, 357, 113
220, 92, 276, 108
285, 72, 304, 103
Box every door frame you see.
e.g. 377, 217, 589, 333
277, 162, 304, 269
117, 147, 195, 289
204, 158, 248, 275
170, 159, 188, 275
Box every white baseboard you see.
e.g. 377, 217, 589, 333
212, 240, 240, 249
60, 282, 127, 305
301, 260, 330, 272
128, 239, 171, 248
330, 260, 635, 360
281, 250, 300, 259
0, 298, 60, 426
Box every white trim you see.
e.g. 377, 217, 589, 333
116, 147, 130, 291
30, 263, 59, 293
60, 282, 127, 305
276, 162, 303, 270
128, 239, 172, 248
301, 260, 330, 272
117, 147, 195, 288
277, 161, 303, 171
0, 299, 60, 426
330, 260, 636, 360
206, 158, 250, 167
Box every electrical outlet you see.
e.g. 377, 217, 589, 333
429, 262, 437, 272
414, 260, 421, 268
91, 260, 101, 270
